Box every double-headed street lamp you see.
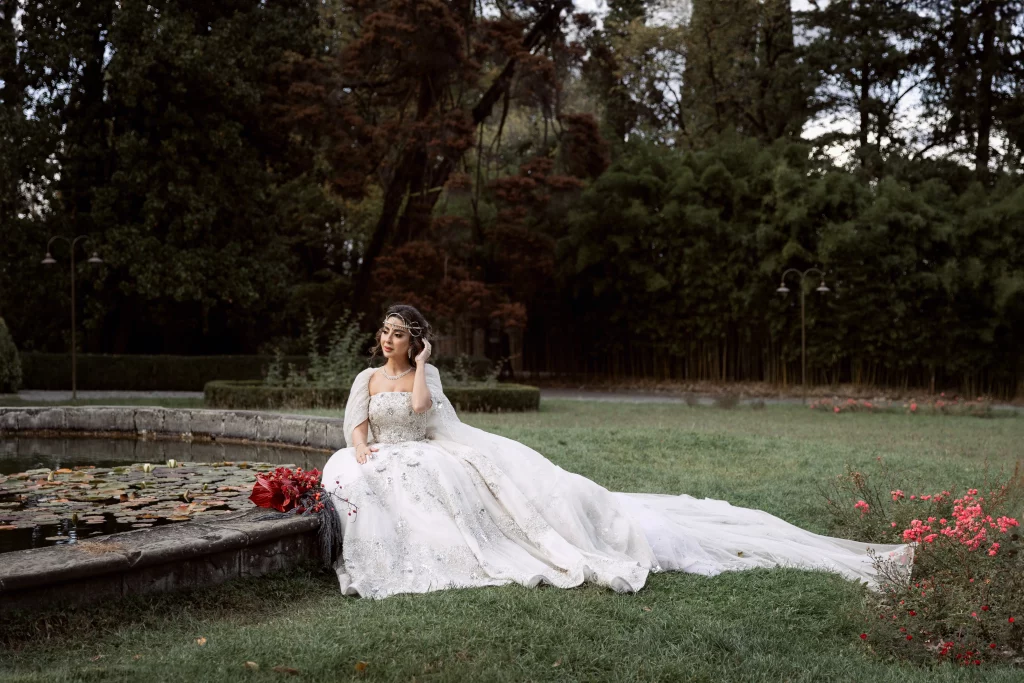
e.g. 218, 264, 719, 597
776, 268, 830, 403
41, 235, 104, 400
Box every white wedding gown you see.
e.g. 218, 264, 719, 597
321, 364, 913, 599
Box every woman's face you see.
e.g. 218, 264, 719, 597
380, 316, 413, 361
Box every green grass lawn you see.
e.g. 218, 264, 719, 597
1, 401, 1022, 682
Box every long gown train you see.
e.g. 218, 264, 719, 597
321, 365, 913, 599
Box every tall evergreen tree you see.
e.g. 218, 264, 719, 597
684, 0, 810, 145
800, 0, 928, 176
918, 0, 1024, 181
582, 0, 651, 145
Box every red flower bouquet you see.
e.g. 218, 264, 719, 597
248, 466, 330, 514
248, 466, 356, 566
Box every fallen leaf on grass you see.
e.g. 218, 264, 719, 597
272, 665, 299, 674
91, 654, 104, 661
132, 654, 143, 660
354, 661, 369, 672
196, 637, 207, 646
243, 661, 259, 670
553, 659, 562, 667
641, 606, 652, 612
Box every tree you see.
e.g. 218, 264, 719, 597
684, 0, 811, 145
584, 2, 686, 146
314, 0, 579, 317
800, 0, 929, 177
917, 0, 1024, 181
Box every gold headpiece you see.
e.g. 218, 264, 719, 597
381, 313, 424, 338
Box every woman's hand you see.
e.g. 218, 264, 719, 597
415, 338, 432, 364
355, 442, 379, 464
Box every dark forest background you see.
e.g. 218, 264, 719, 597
2, 1, 1024, 396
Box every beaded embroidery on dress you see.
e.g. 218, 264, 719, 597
322, 364, 913, 599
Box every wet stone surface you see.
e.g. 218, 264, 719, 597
0, 507, 321, 612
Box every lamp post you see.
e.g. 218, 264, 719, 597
41, 236, 104, 400
776, 268, 830, 404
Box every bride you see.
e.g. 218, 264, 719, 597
321, 304, 913, 599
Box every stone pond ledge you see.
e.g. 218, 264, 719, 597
0, 406, 349, 451
0, 406, 342, 613
0, 508, 321, 614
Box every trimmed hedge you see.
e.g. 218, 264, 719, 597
204, 380, 540, 412
443, 383, 540, 412
204, 380, 349, 410
20, 353, 309, 391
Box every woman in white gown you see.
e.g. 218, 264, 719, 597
321, 305, 913, 599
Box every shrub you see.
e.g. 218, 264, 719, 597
205, 380, 349, 410
713, 393, 739, 409
265, 311, 369, 390
820, 460, 1023, 666
441, 383, 540, 412
0, 318, 23, 393
433, 353, 496, 383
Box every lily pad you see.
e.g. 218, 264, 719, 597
1, 460, 270, 547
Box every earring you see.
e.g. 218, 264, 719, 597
408, 347, 413, 359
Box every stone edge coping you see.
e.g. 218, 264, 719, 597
0, 508, 320, 593
0, 406, 348, 452
0, 406, 334, 597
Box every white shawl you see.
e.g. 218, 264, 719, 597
341, 363, 460, 448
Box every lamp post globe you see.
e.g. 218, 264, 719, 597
40, 236, 104, 400
776, 267, 830, 404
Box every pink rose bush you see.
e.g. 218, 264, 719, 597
820, 459, 1022, 665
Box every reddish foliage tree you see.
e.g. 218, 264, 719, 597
338, 1, 576, 318
267, 0, 600, 335
370, 238, 525, 334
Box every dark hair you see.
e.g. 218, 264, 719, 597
369, 304, 433, 368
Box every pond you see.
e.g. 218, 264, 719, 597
0, 437, 332, 554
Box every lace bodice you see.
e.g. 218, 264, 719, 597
368, 391, 428, 444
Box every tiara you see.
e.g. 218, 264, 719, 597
381, 313, 425, 338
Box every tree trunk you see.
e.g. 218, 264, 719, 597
975, 0, 997, 182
